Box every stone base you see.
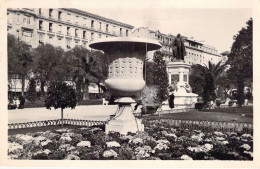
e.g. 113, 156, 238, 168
105, 103, 144, 135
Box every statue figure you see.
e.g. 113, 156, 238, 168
170, 34, 186, 62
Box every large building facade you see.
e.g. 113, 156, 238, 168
131, 27, 223, 67
7, 8, 134, 96
7, 8, 134, 50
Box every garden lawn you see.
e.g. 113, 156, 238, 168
144, 106, 253, 123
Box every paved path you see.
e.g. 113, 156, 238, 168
8, 104, 185, 124
8, 105, 119, 124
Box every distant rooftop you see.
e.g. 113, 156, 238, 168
62, 8, 134, 29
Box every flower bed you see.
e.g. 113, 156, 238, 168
8, 122, 253, 160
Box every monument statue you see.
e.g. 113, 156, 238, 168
170, 33, 186, 62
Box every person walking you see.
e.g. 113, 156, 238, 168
169, 92, 175, 109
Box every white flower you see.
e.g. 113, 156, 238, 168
244, 151, 253, 158
65, 154, 80, 160
40, 139, 52, 146
154, 143, 169, 151
34, 149, 51, 155
165, 133, 177, 138
59, 136, 72, 143
103, 149, 118, 158
77, 141, 91, 147
15, 134, 34, 144
131, 138, 143, 144
204, 144, 213, 151
188, 144, 213, 153
240, 144, 251, 151
216, 137, 225, 141
34, 136, 47, 145
135, 146, 152, 158
204, 138, 212, 143
180, 155, 193, 160
241, 134, 253, 140
156, 139, 170, 145
106, 141, 121, 148
220, 141, 229, 145
214, 131, 224, 136
191, 135, 203, 142
8, 142, 23, 154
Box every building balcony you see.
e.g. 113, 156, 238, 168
47, 31, 55, 35
21, 23, 34, 31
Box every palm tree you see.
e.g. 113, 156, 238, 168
64, 45, 93, 100
190, 61, 227, 104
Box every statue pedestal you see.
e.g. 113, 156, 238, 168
105, 97, 144, 135
167, 62, 198, 107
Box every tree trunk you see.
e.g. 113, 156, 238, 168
237, 80, 245, 107
82, 84, 89, 100
40, 80, 45, 96
61, 108, 64, 127
21, 75, 25, 96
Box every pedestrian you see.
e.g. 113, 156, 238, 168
14, 97, 20, 109
19, 95, 25, 109
169, 92, 175, 109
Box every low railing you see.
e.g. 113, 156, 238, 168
143, 118, 253, 133
8, 119, 106, 129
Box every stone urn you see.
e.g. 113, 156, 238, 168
89, 37, 161, 134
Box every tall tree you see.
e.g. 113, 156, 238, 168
189, 61, 227, 104
227, 18, 253, 106
151, 51, 169, 103
64, 45, 92, 100
88, 50, 108, 95
8, 34, 33, 96
32, 44, 65, 96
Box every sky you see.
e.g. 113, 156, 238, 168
83, 8, 252, 54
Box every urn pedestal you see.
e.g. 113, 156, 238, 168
89, 37, 161, 134
167, 62, 198, 108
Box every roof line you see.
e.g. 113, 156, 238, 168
61, 8, 134, 29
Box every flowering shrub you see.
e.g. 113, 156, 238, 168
8, 122, 253, 160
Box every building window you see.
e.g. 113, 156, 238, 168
99, 22, 101, 29
67, 27, 70, 35
120, 28, 122, 35
75, 29, 78, 37
48, 36, 53, 44
91, 32, 94, 40
38, 34, 44, 44
83, 31, 86, 39
99, 34, 101, 38
58, 11, 62, 20
39, 20, 43, 30
75, 16, 79, 24
49, 23, 53, 32
83, 18, 87, 26
66, 39, 71, 49
49, 9, 53, 18
126, 30, 128, 36
58, 25, 62, 33
91, 20, 94, 28
106, 24, 109, 32
67, 13, 71, 22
